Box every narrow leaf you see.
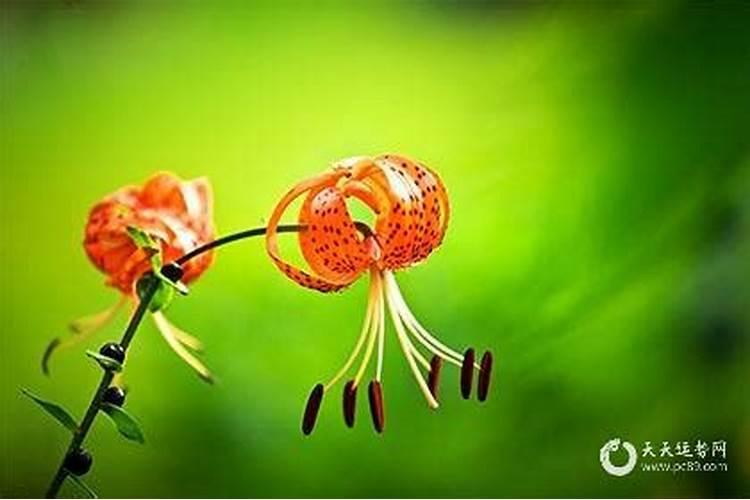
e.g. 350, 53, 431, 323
126, 225, 160, 251
127, 225, 165, 274
41, 337, 61, 376
156, 271, 189, 296
148, 249, 163, 273
21, 388, 78, 433
100, 403, 145, 444
66, 471, 98, 498
147, 280, 175, 313
85, 350, 123, 372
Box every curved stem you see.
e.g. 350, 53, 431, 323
175, 221, 372, 266
175, 223, 303, 265
45, 279, 159, 498
45, 222, 315, 498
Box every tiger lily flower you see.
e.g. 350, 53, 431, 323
43, 172, 216, 382
265, 154, 493, 434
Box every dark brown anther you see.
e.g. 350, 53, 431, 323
460, 348, 475, 399
301, 383, 324, 436
427, 355, 442, 400
477, 351, 493, 402
343, 380, 357, 428
368, 381, 385, 433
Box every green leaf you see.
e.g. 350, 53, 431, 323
66, 471, 98, 498
21, 388, 78, 433
136, 273, 181, 312
128, 226, 189, 300
126, 225, 160, 251
100, 403, 145, 444
85, 350, 123, 372
148, 250, 163, 272
156, 271, 189, 295
148, 280, 175, 312
127, 225, 164, 273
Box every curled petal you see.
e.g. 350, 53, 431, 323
267, 153, 449, 293
140, 173, 214, 237
299, 186, 372, 285
364, 154, 449, 269
265, 170, 362, 292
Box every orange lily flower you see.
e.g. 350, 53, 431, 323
266, 154, 493, 434
44, 172, 216, 382
84, 172, 214, 294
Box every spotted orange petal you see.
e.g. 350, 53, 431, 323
267, 154, 449, 292
365, 154, 449, 269
84, 172, 215, 294
298, 185, 373, 284
265, 170, 357, 292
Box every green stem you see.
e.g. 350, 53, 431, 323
174, 221, 371, 265
45, 279, 159, 498
175, 224, 303, 265
45, 223, 311, 498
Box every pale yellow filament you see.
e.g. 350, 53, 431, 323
383, 271, 439, 409
323, 268, 379, 391
353, 269, 382, 388
152, 312, 213, 384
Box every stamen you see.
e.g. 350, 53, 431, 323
409, 343, 431, 371
368, 380, 385, 433
400, 310, 460, 368
384, 272, 464, 366
324, 272, 377, 391
375, 276, 386, 381
69, 296, 127, 334
477, 351, 493, 402
167, 319, 204, 352
400, 312, 460, 367
302, 383, 324, 435
43, 297, 127, 375
427, 355, 442, 400
353, 270, 382, 387
343, 380, 357, 428
460, 348, 475, 399
353, 320, 378, 387
383, 272, 439, 409
152, 312, 213, 384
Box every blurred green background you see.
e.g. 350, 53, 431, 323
2, 1, 749, 497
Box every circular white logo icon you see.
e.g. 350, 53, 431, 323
600, 438, 637, 476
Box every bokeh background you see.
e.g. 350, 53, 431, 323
2, 1, 749, 497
